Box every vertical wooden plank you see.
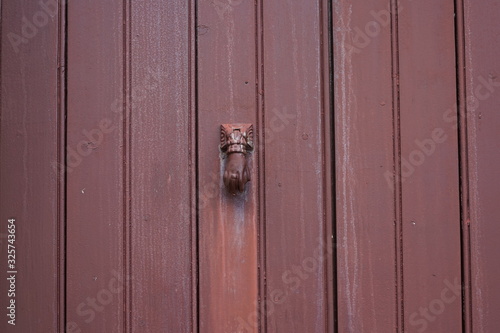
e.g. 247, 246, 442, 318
256, 0, 267, 331
66, 1, 125, 331
455, 1, 472, 331
197, 0, 259, 331
398, 1, 462, 332
0, 1, 62, 331
333, 0, 398, 332
263, 0, 333, 331
462, 1, 500, 331
129, 0, 196, 331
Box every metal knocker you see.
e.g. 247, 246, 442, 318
220, 124, 254, 195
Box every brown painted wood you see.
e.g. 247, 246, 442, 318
398, 1, 462, 332
129, 0, 196, 331
4, 1, 500, 332
65, 1, 126, 331
197, 1, 259, 332
455, 1, 473, 331
333, 0, 398, 331
0, 1, 63, 331
263, 0, 333, 331
462, 1, 500, 331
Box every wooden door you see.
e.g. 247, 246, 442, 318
1, 1, 499, 332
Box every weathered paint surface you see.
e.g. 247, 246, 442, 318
197, 0, 259, 331
1, 1, 500, 332
462, 0, 500, 332
264, 0, 333, 331
333, 0, 397, 331
0, 0, 63, 331
130, 1, 196, 331
66, 1, 126, 331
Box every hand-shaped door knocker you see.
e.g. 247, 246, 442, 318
220, 124, 254, 195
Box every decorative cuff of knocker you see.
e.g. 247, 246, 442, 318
220, 124, 254, 154
226, 144, 251, 155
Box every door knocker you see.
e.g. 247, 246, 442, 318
220, 124, 254, 195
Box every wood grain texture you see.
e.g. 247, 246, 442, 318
129, 0, 196, 331
197, 0, 259, 332
462, 0, 500, 331
4, 1, 500, 332
0, 1, 62, 331
398, 1, 462, 332
333, 0, 398, 331
66, 1, 125, 331
263, 0, 333, 331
